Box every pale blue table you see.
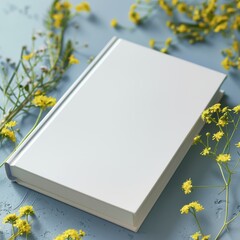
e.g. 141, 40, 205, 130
0, 1, 240, 239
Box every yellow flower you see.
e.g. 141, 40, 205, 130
214, 21, 228, 32
158, 0, 172, 16
55, 1, 72, 10
63, 229, 80, 239
130, 4, 137, 11
149, 38, 155, 48
182, 178, 192, 194
193, 9, 200, 21
14, 219, 31, 235
210, 103, 221, 112
110, 19, 118, 28
177, 24, 188, 33
235, 142, 240, 148
3, 213, 19, 224
202, 235, 211, 240
79, 230, 86, 237
233, 105, 240, 113
180, 201, 204, 214
76, 2, 91, 12
180, 204, 190, 214
191, 231, 201, 240
23, 52, 34, 61
216, 153, 231, 163
217, 116, 228, 127
19, 206, 34, 217
69, 54, 80, 64
1, 127, 16, 142
232, 41, 239, 52
222, 106, 229, 113
5, 121, 17, 128
62, 2, 72, 9
221, 57, 231, 70
32, 95, 57, 109
172, 0, 178, 6
193, 135, 201, 144
165, 37, 172, 46
160, 47, 168, 53
52, 13, 64, 28
54, 229, 86, 240
54, 236, 65, 240
201, 147, 211, 156
212, 131, 224, 141
201, 109, 212, 123
189, 201, 204, 212
177, 3, 187, 13
129, 11, 141, 24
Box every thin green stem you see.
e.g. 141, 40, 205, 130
192, 211, 204, 236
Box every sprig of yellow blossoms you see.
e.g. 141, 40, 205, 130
0, 0, 91, 167
181, 103, 240, 239
111, 0, 240, 71
3, 205, 34, 239
2, 206, 86, 240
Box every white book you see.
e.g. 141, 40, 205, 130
5, 38, 226, 231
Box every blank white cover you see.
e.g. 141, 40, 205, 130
8, 39, 225, 226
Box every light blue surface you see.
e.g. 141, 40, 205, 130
0, 1, 240, 239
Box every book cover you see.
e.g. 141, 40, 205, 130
5, 38, 226, 231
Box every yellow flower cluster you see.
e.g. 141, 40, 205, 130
32, 94, 57, 109
201, 103, 229, 126
14, 219, 31, 235
191, 231, 210, 240
182, 178, 192, 194
52, 1, 90, 28
3, 213, 19, 224
180, 201, 204, 214
129, 10, 141, 24
54, 229, 86, 240
212, 131, 224, 142
19, 205, 35, 217
75, 2, 91, 12
3, 205, 34, 238
0, 121, 17, 142
148, 37, 172, 53
216, 153, 231, 163
154, 0, 240, 70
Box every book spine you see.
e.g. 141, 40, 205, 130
5, 162, 17, 181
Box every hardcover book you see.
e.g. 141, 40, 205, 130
5, 38, 226, 231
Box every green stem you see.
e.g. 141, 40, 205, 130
192, 211, 204, 236
193, 185, 225, 189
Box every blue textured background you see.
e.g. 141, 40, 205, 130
1, 0, 240, 239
